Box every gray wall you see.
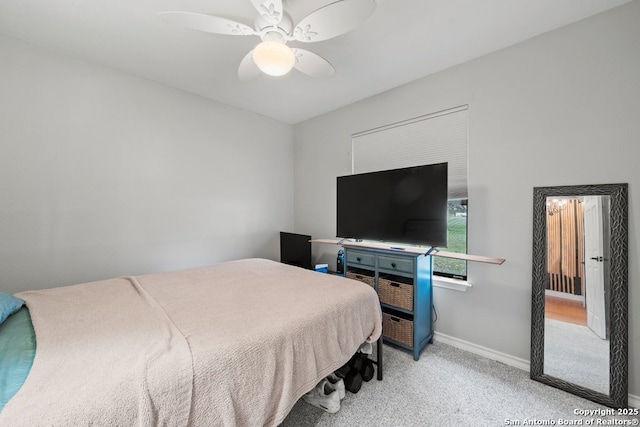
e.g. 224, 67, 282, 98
293, 2, 639, 396
0, 35, 294, 293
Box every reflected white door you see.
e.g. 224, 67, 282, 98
583, 196, 606, 339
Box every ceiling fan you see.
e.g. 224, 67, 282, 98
159, 0, 377, 80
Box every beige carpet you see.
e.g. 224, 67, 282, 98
281, 341, 637, 427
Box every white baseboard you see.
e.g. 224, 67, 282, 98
629, 394, 640, 409
433, 332, 640, 408
545, 289, 585, 303
433, 331, 530, 372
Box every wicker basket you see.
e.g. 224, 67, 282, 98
378, 278, 413, 311
346, 271, 375, 288
382, 312, 413, 347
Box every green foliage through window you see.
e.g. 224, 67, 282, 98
434, 199, 467, 279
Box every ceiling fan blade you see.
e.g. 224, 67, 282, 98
238, 50, 261, 80
158, 11, 255, 36
293, 0, 376, 42
250, 0, 283, 25
291, 49, 335, 78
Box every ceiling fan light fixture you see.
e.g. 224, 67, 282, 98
252, 40, 295, 76
161, 0, 378, 80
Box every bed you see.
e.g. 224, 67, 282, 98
0, 258, 382, 426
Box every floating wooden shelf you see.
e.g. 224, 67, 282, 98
310, 239, 505, 265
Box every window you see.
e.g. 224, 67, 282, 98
351, 105, 468, 279
435, 199, 467, 279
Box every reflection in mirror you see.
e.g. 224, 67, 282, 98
531, 183, 628, 409
543, 196, 610, 394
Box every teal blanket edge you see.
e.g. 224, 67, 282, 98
0, 307, 36, 413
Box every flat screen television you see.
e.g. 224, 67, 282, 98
279, 232, 312, 270
336, 162, 448, 247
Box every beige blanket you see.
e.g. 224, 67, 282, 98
1, 258, 382, 426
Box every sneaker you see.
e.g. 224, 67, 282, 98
302, 379, 341, 413
326, 372, 346, 400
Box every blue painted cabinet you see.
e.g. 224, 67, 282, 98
344, 246, 433, 361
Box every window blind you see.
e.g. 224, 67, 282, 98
352, 105, 468, 200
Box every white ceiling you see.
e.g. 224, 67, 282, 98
0, 0, 632, 124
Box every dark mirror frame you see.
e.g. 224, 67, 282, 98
531, 183, 628, 408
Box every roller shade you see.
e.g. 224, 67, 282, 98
352, 105, 468, 200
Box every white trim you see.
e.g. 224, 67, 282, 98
629, 394, 640, 409
351, 105, 469, 138
433, 332, 640, 408
433, 276, 472, 292
433, 331, 530, 372
545, 289, 585, 303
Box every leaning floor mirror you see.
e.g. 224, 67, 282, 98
530, 183, 628, 408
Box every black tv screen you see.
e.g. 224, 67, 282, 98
336, 163, 448, 247
279, 232, 312, 269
